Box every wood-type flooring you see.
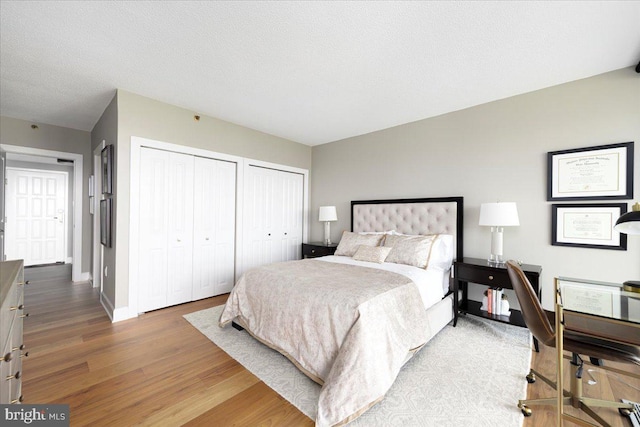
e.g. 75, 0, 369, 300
20, 271, 639, 426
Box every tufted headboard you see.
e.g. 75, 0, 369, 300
351, 197, 464, 261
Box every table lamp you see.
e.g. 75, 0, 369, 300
614, 202, 640, 293
319, 206, 337, 245
479, 202, 520, 264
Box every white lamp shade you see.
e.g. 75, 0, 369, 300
479, 202, 520, 227
319, 206, 337, 222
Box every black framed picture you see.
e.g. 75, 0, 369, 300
547, 142, 634, 201
102, 145, 113, 195
551, 203, 627, 250
100, 198, 112, 247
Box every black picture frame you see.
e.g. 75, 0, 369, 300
547, 142, 634, 201
551, 203, 627, 250
101, 145, 113, 195
100, 198, 112, 247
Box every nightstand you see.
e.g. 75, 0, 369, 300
302, 242, 338, 258
454, 257, 542, 351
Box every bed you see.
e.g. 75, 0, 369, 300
219, 196, 463, 426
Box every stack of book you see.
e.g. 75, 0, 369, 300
482, 287, 510, 317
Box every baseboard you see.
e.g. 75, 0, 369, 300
100, 292, 138, 323
75, 271, 91, 283
112, 306, 136, 323
100, 292, 115, 321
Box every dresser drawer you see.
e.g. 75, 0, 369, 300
456, 264, 512, 288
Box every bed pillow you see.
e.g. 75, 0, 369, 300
428, 234, 455, 271
383, 234, 437, 269
352, 245, 392, 263
334, 231, 384, 257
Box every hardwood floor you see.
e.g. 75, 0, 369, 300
21, 275, 639, 426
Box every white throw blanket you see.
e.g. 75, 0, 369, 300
219, 259, 432, 426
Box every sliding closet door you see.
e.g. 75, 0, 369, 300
139, 148, 194, 312
192, 157, 236, 300
243, 165, 304, 273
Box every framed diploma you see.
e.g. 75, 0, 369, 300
551, 203, 627, 250
547, 142, 633, 201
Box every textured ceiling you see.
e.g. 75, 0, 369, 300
1, 1, 639, 146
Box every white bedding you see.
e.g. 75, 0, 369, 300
316, 255, 447, 309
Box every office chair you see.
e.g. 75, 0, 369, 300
505, 260, 640, 426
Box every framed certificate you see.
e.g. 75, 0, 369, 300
547, 142, 633, 201
551, 203, 627, 250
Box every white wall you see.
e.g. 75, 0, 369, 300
310, 67, 640, 310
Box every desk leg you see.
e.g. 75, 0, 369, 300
556, 301, 564, 427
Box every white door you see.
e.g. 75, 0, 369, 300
166, 152, 194, 306
139, 148, 194, 312
5, 168, 67, 266
192, 157, 236, 300
242, 166, 304, 275
278, 170, 304, 262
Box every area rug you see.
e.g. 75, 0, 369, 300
184, 306, 532, 426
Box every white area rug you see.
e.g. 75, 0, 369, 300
184, 306, 532, 426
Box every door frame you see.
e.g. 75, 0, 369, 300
5, 166, 69, 266
92, 141, 105, 290
128, 136, 309, 320
128, 136, 243, 318
0, 144, 84, 282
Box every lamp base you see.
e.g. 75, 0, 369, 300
487, 254, 504, 263
324, 221, 332, 246
623, 280, 640, 293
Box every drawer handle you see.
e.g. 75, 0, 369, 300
11, 395, 24, 404
488, 275, 494, 280
6, 371, 21, 381
10, 304, 24, 311
12, 345, 26, 352
2, 353, 12, 363
311, 249, 316, 253
18, 281, 30, 286
20, 313, 30, 318
20, 352, 29, 359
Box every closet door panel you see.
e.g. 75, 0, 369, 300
166, 153, 194, 306
193, 157, 236, 299
279, 171, 304, 262
139, 148, 170, 312
242, 165, 304, 276
243, 166, 276, 272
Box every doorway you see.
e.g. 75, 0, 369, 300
5, 167, 69, 266
0, 144, 84, 282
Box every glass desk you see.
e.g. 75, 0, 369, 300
557, 277, 640, 346
554, 277, 640, 427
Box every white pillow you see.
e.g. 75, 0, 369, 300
334, 231, 384, 257
428, 234, 454, 271
384, 232, 454, 271
384, 234, 437, 269
352, 245, 392, 263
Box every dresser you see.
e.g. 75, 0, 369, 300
0, 260, 27, 404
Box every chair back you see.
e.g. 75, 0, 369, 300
505, 260, 555, 347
